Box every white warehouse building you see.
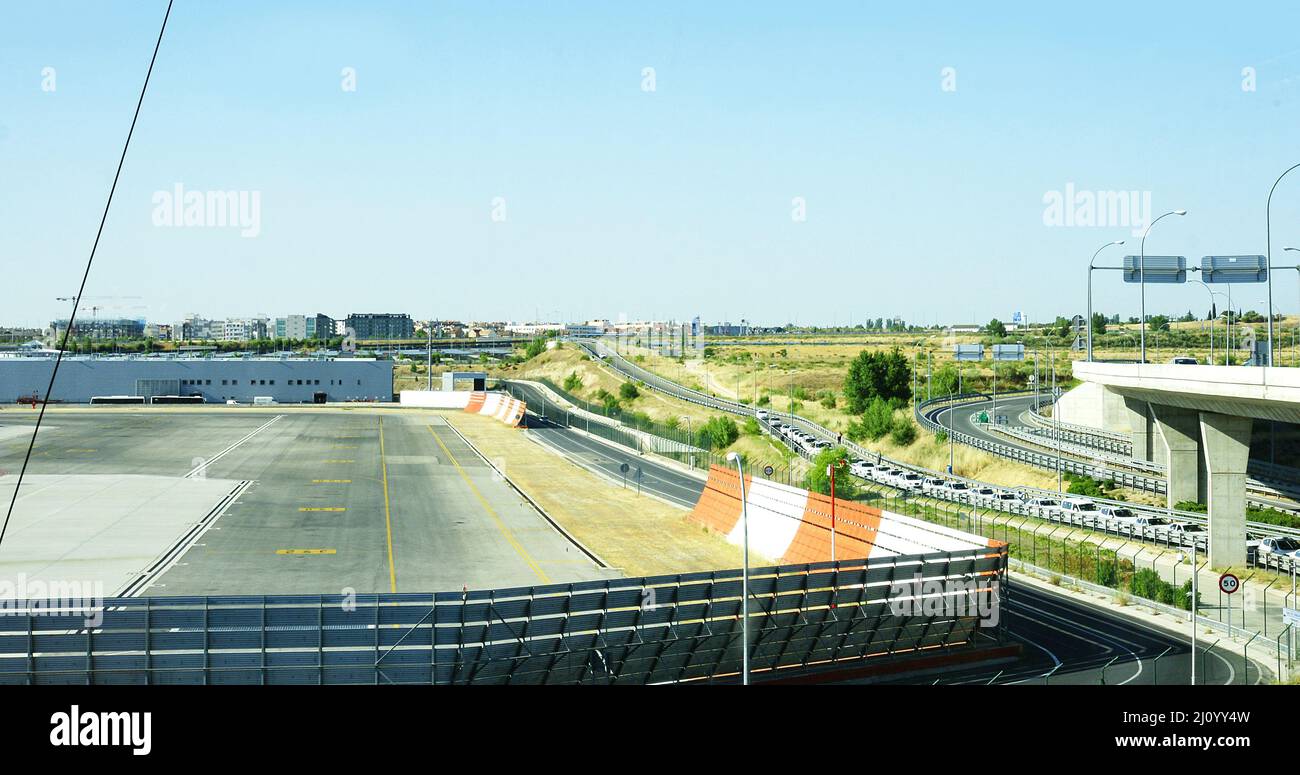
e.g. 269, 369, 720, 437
0, 356, 394, 404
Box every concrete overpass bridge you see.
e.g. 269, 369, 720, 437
1072, 361, 1300, 568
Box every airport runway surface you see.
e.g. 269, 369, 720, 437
0, 409, 614, 596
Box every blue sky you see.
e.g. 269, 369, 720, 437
4, 1, 1300, 328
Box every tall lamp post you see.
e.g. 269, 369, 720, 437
725, 451, 751, 686
1140, 209, 1187, 363
1266, 164, 1300, 366
1190, 279, 1225, 365
1281, 248, 1300, 365
1086, 240, 1126, 362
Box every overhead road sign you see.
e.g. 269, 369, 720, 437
953, 344, 984, 362
1201, 255, 1268, 284
992, 344, 1025, 361
1123, 255, 1187, 284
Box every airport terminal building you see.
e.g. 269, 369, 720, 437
0, 356, 394, 404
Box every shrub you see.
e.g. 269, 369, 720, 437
619, 381, 640, 400
524, 337, 547, 359
858, 397, 896, 441
889, 421, 917, 446
742, 417, 762, 436
804, 447, 857, 498
700, 416, 740, 450
562, 371, 583, 391
817, 390, 837, 409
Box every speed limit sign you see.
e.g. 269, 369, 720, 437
1218, 573, 1240, 595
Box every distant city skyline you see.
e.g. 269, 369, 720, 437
5, 3, 1300, 329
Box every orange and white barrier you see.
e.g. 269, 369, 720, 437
688, 465, 1002, 565
465, 391, 526, 428
399, 390, 526, 427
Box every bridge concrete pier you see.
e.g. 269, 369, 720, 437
1200, 412, 1252, 569
1122, 396, 1154, 462
1152, 405, 1201, 508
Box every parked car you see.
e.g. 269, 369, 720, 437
1257, 537, 1300, 568
1058, 498, 1101, 524
895, 472, 925, 491
1023, 497, 1061, 516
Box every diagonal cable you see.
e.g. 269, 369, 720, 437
0, 0, 175, 552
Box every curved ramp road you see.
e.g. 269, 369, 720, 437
506, 379, 1268, 686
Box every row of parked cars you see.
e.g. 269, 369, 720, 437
755, 411, 1300, 561
757, 411, 831, 456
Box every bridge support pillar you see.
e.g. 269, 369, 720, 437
1122, 397, 1153, 463
1199, 411, 1251, 570
1101, 387, 1127, 434
1151, 404, 1199, 509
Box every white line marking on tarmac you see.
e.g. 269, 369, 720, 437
185, 415, 284, 478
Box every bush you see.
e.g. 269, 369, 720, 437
742, 417, 761, 436
859, 397, 896, 441
817, 390, 837, 409
524, 337, 547, 359
663, 416, 681, 431
843, 346, 913, 413
757, 394, 771, 406
700, 416, 740, 450
563, 371, 583, 391
805, 447, 857, 498
619, 381, 640, 400
889, 421, 917, 446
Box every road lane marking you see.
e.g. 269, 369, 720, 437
323, 459, 355, 463
186, 414, 285, 478
331, 444, 358, 449
312, 479, 352, 483
427, 424, 550, 583
380, 417, 397, 593
277, 549, 337, 555
299, 507, 347, 512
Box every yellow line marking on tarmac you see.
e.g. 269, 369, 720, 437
379, 417, 398, 593
426, 424, 550, 584
331, 444, 358, 449
299, 507, 347, 512
312, 479, 352, 483
276, 549, 337, 555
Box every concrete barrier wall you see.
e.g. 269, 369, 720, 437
399, 390, 472, 409
689, 465, 1000, 564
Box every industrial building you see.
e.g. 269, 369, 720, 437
0, 355, 393, 404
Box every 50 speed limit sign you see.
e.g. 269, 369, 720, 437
1218, 573, 1240, 595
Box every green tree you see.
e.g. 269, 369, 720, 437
889, 421, 917, 446
1090, 312, 1107, 336
562, 371, 583, 391
805, 447, 857, 498
848, 397, 896, 441
843, 346, 912, 413
1147, 315, 1170, 332
986, 318, 1007, 337
700, 416, 739, 450
619, 381, 640, 400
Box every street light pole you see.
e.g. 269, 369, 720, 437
1140, 210, 1187, 363
1266, 164, 1300, 366
1191, 280, 1223, 366
726, 451, 751, 686
1087, 240, 1125, 362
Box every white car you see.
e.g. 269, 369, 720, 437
922, 477, 947, 495
1257, 537, 1300, 567
1023, 497, 1061, 516
1058, 498, 1101, 524
940, 481, 971, 501
1166, 522, 1206, 545
849, 461, 875, 478
895, 472, 925, 491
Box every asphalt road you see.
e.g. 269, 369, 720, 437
0, 409, 614, 596
911, 581, 1264, 685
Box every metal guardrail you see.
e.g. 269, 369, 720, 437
0, 550, 1007, 685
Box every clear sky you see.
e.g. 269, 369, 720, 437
4, 1, 1300, 329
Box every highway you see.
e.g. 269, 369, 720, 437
506, 380, 707, 509
504, 381, 1269, 685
